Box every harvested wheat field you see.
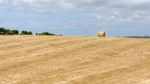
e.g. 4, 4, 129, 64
0, 36, 150, 84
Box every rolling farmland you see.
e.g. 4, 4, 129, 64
0, 36, 150, 84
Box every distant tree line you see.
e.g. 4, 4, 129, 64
36, 32, 62, 36
0, 28, 19, 35
36, 32, 56, 36
20, 31, 32, 35
0, 27, 62, 36
125, 36, 150, 38
0, 27, 32, 35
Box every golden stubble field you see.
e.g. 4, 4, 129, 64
0, 35, 150, 84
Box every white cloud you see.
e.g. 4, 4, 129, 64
7, 0, 150, 16
8, 0, 150, 11
0, 0, 4, 5
1, 0, 150, 28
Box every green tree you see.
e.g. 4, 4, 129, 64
21, 30, 28, 35
4, 29, 12, 35
12, 30, 19, 35
28, 31, 33, 35
0, 28, 5, 35
37, 32, 55, 36
21, 30, 33, 35
0, 28, 5, 32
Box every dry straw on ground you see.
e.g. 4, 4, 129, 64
0, 36, 150, 84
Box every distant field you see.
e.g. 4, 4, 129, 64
0, 36, 150, 84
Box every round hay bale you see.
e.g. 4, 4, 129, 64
98, 32, 106, 37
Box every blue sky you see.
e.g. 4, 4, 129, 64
0, 0, 150, 36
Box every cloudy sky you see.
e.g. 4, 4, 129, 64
0, 0, 150, 36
